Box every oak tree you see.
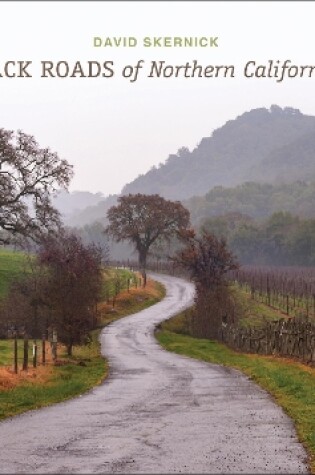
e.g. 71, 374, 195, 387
0, 128, 73, 244
106, 194, 190, 283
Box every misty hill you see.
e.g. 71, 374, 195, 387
53, 190, 105, 217
186, 180, 315, 227
54, 105, 315, 228
63, 194, 118, 227
249, 130, 315, 183
122, 105, 315, 200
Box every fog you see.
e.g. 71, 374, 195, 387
1, 1, 314, 195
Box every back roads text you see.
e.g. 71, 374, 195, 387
1, 59, 315, 83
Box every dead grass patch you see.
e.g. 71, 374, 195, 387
0, 365, 54, 390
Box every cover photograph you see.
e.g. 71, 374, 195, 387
0, 1, 314, 474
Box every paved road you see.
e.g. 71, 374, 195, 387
0, 274, 309, 474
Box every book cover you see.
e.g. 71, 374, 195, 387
0, 2, 314, 474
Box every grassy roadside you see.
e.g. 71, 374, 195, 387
0, 275, 165, 421
156, 311, 315, 473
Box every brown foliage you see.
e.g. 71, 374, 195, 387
192, 286, 241, 340
174, 229, 238, 287
174, 229, 239, 339
0, 365, 54, 390
38, 232, 103, 355
0, 233, 103, 354
106, 194, 190, 271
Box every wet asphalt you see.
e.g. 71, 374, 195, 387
0, 273, 310, 474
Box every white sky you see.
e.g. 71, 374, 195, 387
1, 1, 315, 195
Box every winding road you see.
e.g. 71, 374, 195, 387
0, 274, 309, 473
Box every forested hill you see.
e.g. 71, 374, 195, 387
122, 105, 315, 200
186, 181, 315, 227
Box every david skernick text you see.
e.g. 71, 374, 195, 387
93, 36, 219, 48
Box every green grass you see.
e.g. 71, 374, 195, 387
0, 249, 28, 299
237, 283, 315, 322
0, 339, 36, 366
101, 267, 139, 300
234, 286, 291, 328
0, 250, 137, 302
156, 314, 315, 473
0, 340, 13, 366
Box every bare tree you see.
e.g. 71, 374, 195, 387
0, 128, 73, 244
173, 229, 239, 339
106, 193, 190, 284
38, 232, 103, 356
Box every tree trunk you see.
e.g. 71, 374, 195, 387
67, 343, 73, 356
138, 250, 147, 287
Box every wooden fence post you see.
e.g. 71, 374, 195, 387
23, 334, 29, 371
42, 334, 46, 365
52, 329, 57, 362
13, 333, 18, 374
32, 340, 37, 368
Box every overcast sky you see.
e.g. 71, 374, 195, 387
1, 1, 315, 196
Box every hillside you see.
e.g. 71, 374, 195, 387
187, 180, 315, 226
52, 190, 106, 218
54, 105, 315, 229
249, 131, 315, 183
122, 105, 315, 200
64, 194, 118, 227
